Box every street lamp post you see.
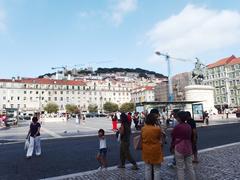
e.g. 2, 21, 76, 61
155, 51, 174, 102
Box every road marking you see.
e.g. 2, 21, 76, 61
41, 127, 62, 138
41, 141, 240, 180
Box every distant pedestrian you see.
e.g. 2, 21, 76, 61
26, 116, 41, 159
170, 111, 196, 180
225, 108, 230, 119
118, 113, 138, 170
186, 111, 199, 163
133, 112, 139, 130
203, 111, 209, 125
142, 113, 164, 180
112, 114, 118, 131
127, 112, 132, 126
96, 129, 107, 170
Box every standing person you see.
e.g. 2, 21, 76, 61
170, 111, 196, 180
186, 111, 199, 163
127, 112, 132, 126
133, 112, 139, 130
225, 108, 230, 119
118, 113, 138, 170
96, 129, 107, 170
203, 111, 209, 125
26, 116, 41, 159
142, 113, 164, 180
112, 114, 118, 131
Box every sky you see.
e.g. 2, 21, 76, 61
0, 0, 240, 78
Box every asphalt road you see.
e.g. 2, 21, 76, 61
0, 123, 240, 180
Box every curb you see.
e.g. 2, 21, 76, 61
41, 142, 240, 180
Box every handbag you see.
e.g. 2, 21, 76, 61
24, 138, 30, 151
133, 135, 142, 150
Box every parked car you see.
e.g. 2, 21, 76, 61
86, 113, 97, 118
98, 113, 108, 117
5, 108, 19, 126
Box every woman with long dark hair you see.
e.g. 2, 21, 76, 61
118, 113, 138, 170
170, 111, 196, 180
142, 112, 164, 180
26, 116, 41, 159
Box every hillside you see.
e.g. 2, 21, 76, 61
95, 68, 166, 78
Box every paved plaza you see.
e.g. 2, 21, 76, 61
0, 114, 239, 143
44, 142, 240, 180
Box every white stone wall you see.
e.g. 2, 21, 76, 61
185, 85, 215, 113
0, 80, 132, 112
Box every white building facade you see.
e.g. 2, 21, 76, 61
203, 55, 240, 108
131, 86, 155, 103
0, 78, 132, 112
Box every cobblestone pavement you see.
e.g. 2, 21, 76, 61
44, 143, 240, 180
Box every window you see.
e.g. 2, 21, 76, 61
10, 104, 14, 108
3, 96, 6, 100
3, 104, 6, 109
48, 97, 51, 101
60, 97, 63, 101
17, 97, 20, 100
221, 80, 225, 85
24, 91, 27, 94
36, 91, 39, 94
222, 88, 226, 94
54, 97, 57, 101
24, 97, 27, 100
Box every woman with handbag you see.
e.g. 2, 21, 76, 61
26, 116, 41, 159
142, 111, 164, 180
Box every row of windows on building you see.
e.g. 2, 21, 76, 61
132, 96, 155, 102
2, 95, 129, 102
2, 103, 87, 110
207, 64, 240, 74
215, 88, 240, 95
215, 96, 240, 105
0, 83, 130, 91
205, 79, 240, 87
0, 90, 130, 96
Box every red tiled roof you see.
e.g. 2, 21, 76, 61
132, 86, 154, 92
228, 57, 240, 65
207, 55, 236, 68
0, 78, 86, 86
145, 86, 154, 91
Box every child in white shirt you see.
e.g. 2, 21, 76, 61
96, 129, 107, 170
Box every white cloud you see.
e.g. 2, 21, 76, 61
110, 0, 138, 26
0, 8, 6, 32
77, 11, 97, 18
147, 4, 240, 60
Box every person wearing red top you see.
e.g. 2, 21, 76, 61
127, 112, 132, 126
112, 114, 118, 131
170, 111, 196, 180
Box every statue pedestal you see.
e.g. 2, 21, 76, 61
184, 85, 215, 113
